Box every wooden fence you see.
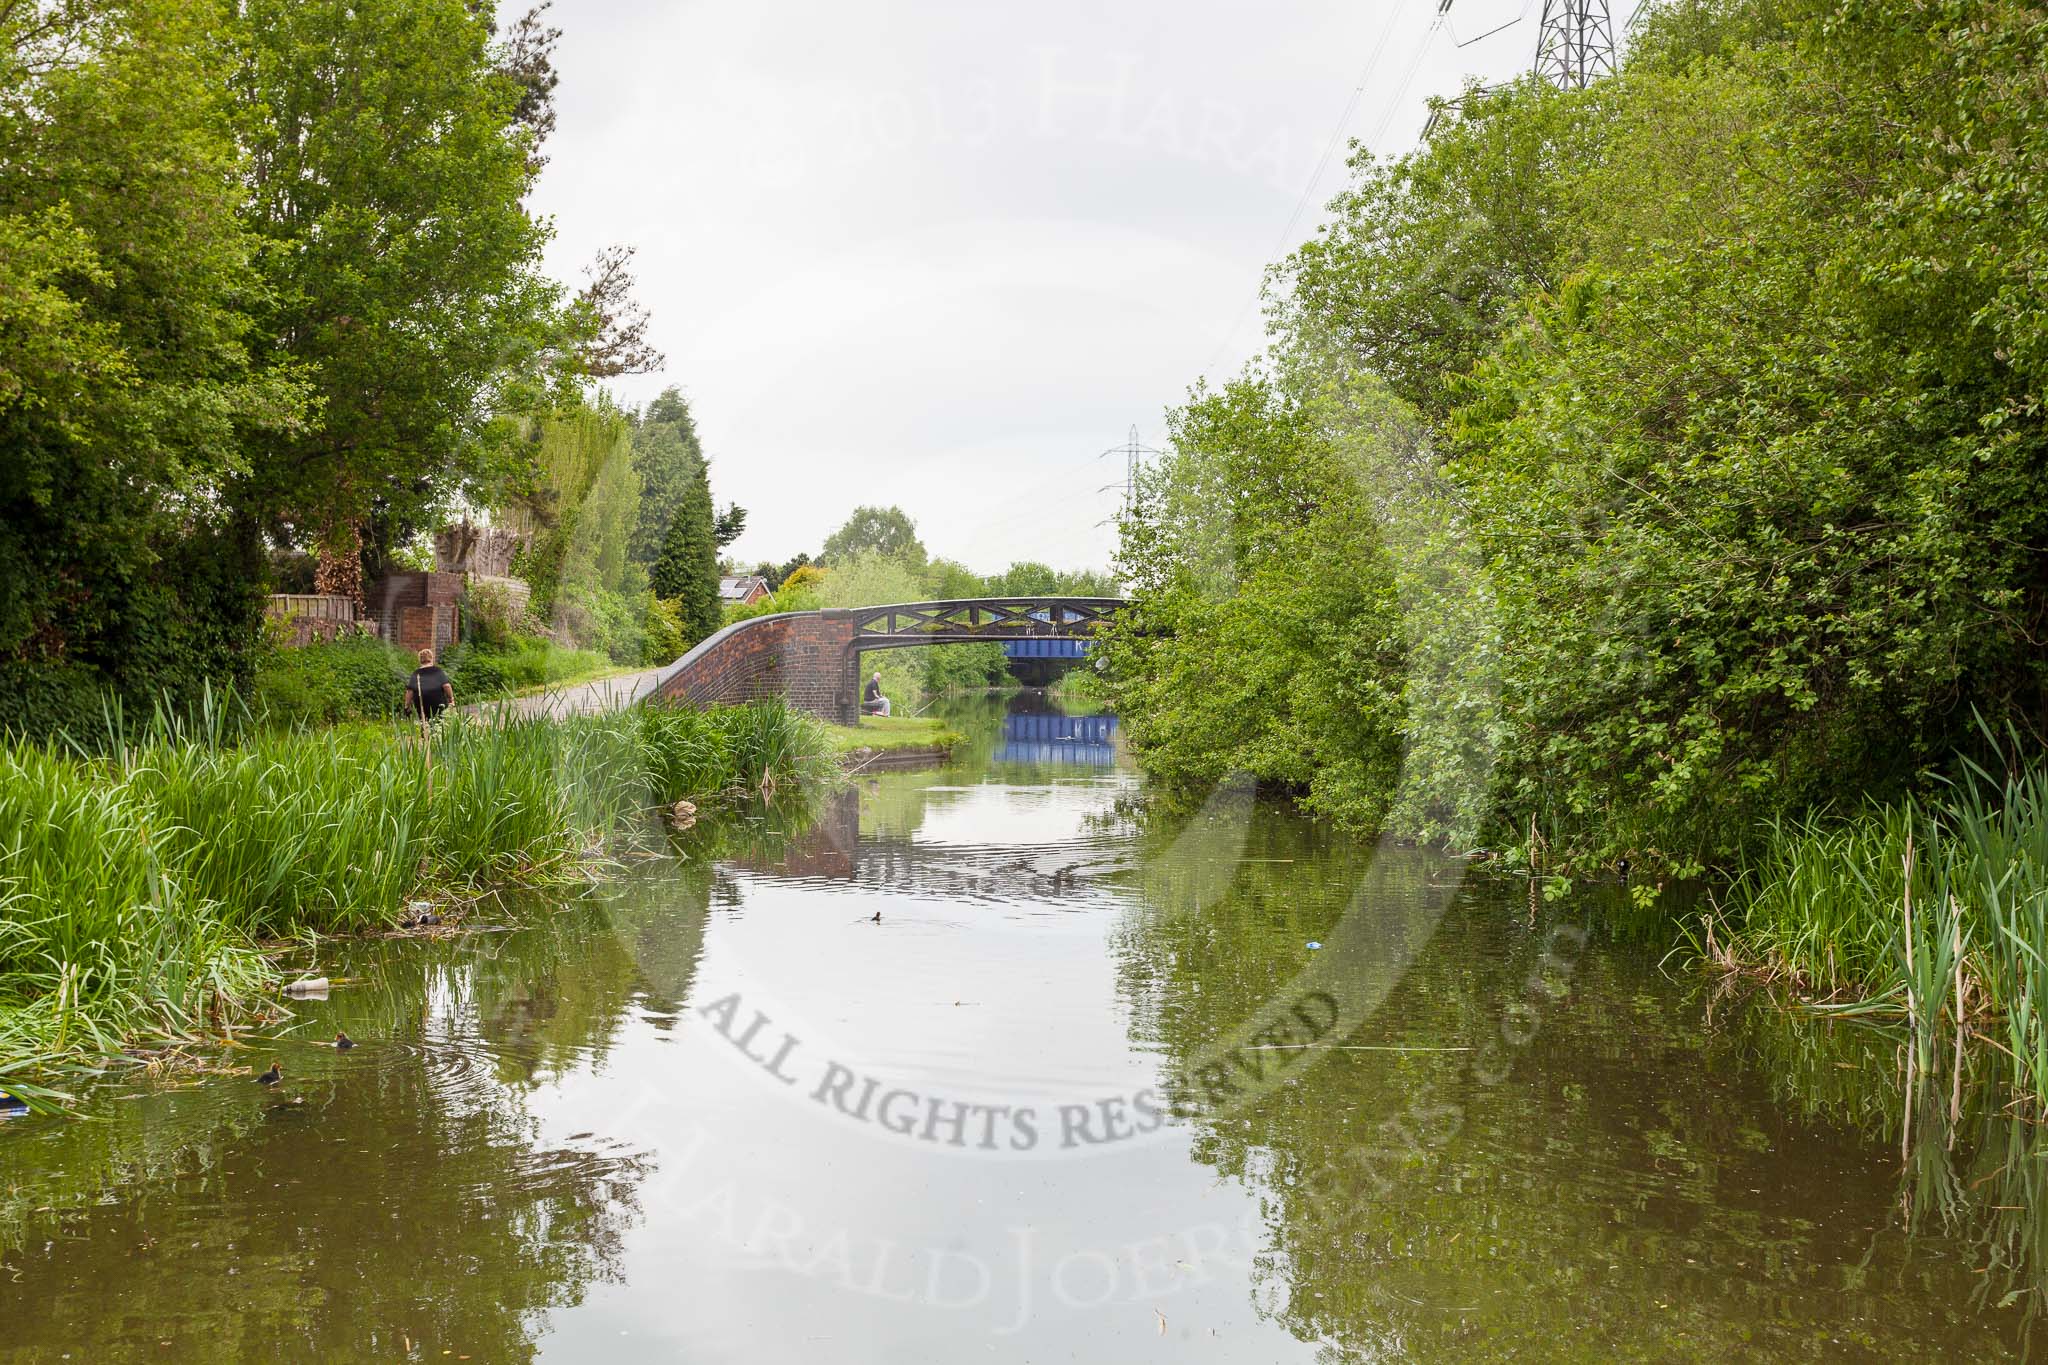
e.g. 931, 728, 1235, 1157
264, 594, 362, 647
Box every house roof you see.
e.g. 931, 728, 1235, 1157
718, 574, 770, 601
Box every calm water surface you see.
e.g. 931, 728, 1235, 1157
0, 694, 2036, 1361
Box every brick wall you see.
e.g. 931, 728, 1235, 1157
365, 572, 464, 654
654, 610, 860, 722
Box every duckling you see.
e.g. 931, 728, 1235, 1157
333, 1031, 355, 1051
256, 1061, 283, 1086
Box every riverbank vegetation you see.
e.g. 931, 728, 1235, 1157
248, 634, 624, 728
0, 701, 833, 1084
0, 0, 738, 742
1104, 0, 2048, 873
1101, 0, 2048, 1108
1721, 738, 2048, 1112
825, 715, 963, 758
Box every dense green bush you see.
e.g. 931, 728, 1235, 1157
442, 638, 616, 698
440, 643, 512, 700
460, 579, 522, 648
0, 662, 111, 741
924, 642, 1010, 692
1105, 0, 2048, 871
250, 635, 407, 727
645, 594, 688, 664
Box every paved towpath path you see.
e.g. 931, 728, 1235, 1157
468, 666, 668, 720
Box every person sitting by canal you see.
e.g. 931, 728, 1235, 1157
406, 648, 454, 722
862, 670, 890, 717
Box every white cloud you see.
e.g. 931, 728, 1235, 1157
532, 0, 1639, 572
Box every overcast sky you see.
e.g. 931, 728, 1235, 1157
530, 0, 1641, 575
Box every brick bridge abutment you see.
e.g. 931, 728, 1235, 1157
648, 599, 1123, 725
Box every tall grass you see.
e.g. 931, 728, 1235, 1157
0, 700, 835, 1081
1727, 732, 2048, 1112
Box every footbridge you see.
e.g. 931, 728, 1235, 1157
649, 598, 1124, 724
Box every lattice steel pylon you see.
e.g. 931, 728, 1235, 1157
1097, 424, 1163, 527
1532, 0, 1615, 89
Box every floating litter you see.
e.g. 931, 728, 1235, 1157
1305, 941, 1322, 950
284, 976, 331, 997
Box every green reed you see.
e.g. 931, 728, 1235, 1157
1728, 729, 2048, 1112
0, 699, 838, 1086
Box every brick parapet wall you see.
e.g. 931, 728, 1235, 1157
365, 572, 464, 654
653, 610, 859, 723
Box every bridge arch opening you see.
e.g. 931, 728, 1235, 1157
651, 597, 1124, 724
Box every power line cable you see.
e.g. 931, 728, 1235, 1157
1365, 16, 1444, 148
1190, 3, 1407, 385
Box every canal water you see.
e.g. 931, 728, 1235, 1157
0, 693, 2037, 1360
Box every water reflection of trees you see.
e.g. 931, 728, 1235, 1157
1107, 822, 2032, 1359
0, 862, 725, 1360
1708, 981, 2048, 1344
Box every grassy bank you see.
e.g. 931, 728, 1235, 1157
1046, 667, 1108, 716
0, 700, 835, 1085
251, 635, 630, 728
1722, 743, 2048, 1111
824, 715, 962, 758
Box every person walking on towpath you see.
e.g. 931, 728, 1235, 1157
406, 648, 454, 726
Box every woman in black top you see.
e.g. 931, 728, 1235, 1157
406, 648, 454, 721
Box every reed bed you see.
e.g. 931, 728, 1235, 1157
0, 700, 835, 1081
1725, 736, 2048, 1112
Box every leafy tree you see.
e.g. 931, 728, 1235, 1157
229, 0, 559, 599
503, 398, 641, 622
923, 558, 987, 600
0, 0, 303, 730
1109, 0, 2048, 867
495, 2, 562, 150
986, 561, 1058, 596
713, 503, 747, 549
821, 505, 926, 567
1101, 373, 1414, 830
1276, 78, 1593, 424
758, 552, 812, 591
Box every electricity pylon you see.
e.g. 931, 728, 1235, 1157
1532, 0, 1616, 89
1097, 425, 1163, 527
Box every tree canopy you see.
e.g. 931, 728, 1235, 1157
0, 0, 305, 728
230, 0, 560, 591
1106, 0, 2048, 870
821, 505, 926, 567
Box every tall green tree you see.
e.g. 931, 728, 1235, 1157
1109, 0, 2048, 868
651, 461, 720, 645
229, 0, 559, 600
821, 505, 926, 567
504, 397, 641, 620
0, 0, 304, 731
628, 388, 707, 568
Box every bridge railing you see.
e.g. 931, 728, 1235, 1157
648, 597, 1126, 721
846, 597, 1123, 642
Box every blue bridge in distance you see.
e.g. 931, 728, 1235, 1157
999, 711, 1118, 766
1003, 620, 1093, 684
